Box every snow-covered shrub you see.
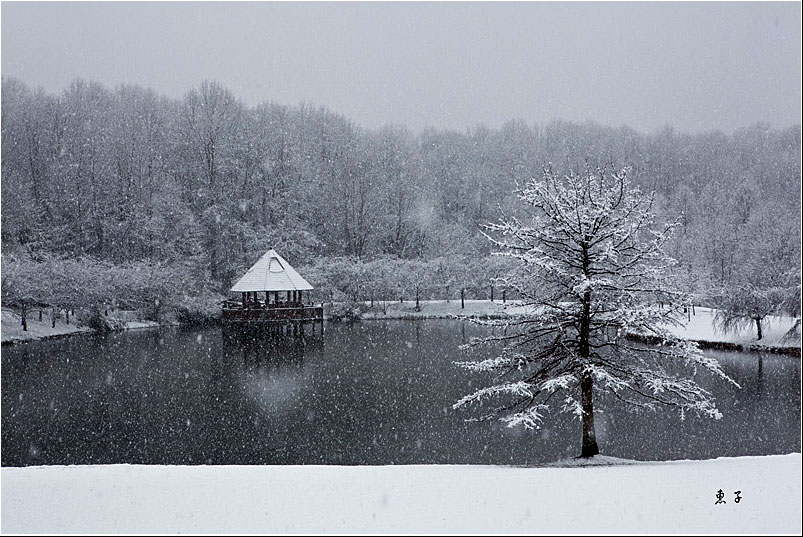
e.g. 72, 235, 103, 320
326, 301, 367, 322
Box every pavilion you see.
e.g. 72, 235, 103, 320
222, 249, 323, 326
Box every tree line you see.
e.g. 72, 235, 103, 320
1, 77, 800, 329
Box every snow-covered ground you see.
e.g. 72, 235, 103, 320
0, 307, 92, 344
662, 306, 798, 349
120, 320, 161, 331
1, 307, 160, 344
1, 454, 799, 533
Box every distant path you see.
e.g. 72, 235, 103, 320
358, 298, 529, 320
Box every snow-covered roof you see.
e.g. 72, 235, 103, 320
230, 250, 314, 292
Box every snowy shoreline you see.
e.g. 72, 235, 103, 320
1, 307, 161, 346
625, 331, 800, 356
3, 301, 799, 356
2, 454, 800, 533
357, 300, 800, 355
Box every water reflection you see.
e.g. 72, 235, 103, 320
223, 331, 324, 415
223, 329, 323, 365
757, 355, 764, 397
1, 321, 799, 467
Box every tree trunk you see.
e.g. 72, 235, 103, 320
210, 238, 219, 281
461, 288, 465, 309
581, 371, 599, 458
579, 247, 598, 458
755, 317, 763, 340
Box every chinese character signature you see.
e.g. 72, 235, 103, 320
715, 489, 743, 505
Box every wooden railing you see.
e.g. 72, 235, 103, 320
222, 304, 324, 323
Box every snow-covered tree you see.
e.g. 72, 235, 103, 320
713, 203, 801, 341
454, 165, 737, 458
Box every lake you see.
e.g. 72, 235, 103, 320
1, 320, 799, 466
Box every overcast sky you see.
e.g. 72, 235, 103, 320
2, 1, 800, 134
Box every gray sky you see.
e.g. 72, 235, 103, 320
2, 1, 800, 134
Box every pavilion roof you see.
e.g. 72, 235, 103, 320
230, 249, 314, 292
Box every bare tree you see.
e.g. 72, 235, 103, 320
181, 80, 241, 280
182, 80, 240, 190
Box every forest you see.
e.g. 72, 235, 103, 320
1, 77, 800, 327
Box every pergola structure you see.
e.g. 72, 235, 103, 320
222, 249, 323, 326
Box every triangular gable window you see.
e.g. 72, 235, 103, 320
268, 257, 284, 273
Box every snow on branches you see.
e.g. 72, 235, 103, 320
454, 164, 738, 456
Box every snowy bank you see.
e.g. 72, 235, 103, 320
1, 454, 800, 533
660, 306, 798, 351
1, 307, 160, 345
1, 307, 92, 344
357, 301, 800, 354
629, 306, 800, 355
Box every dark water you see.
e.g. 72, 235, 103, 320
1, 320, 800, 466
